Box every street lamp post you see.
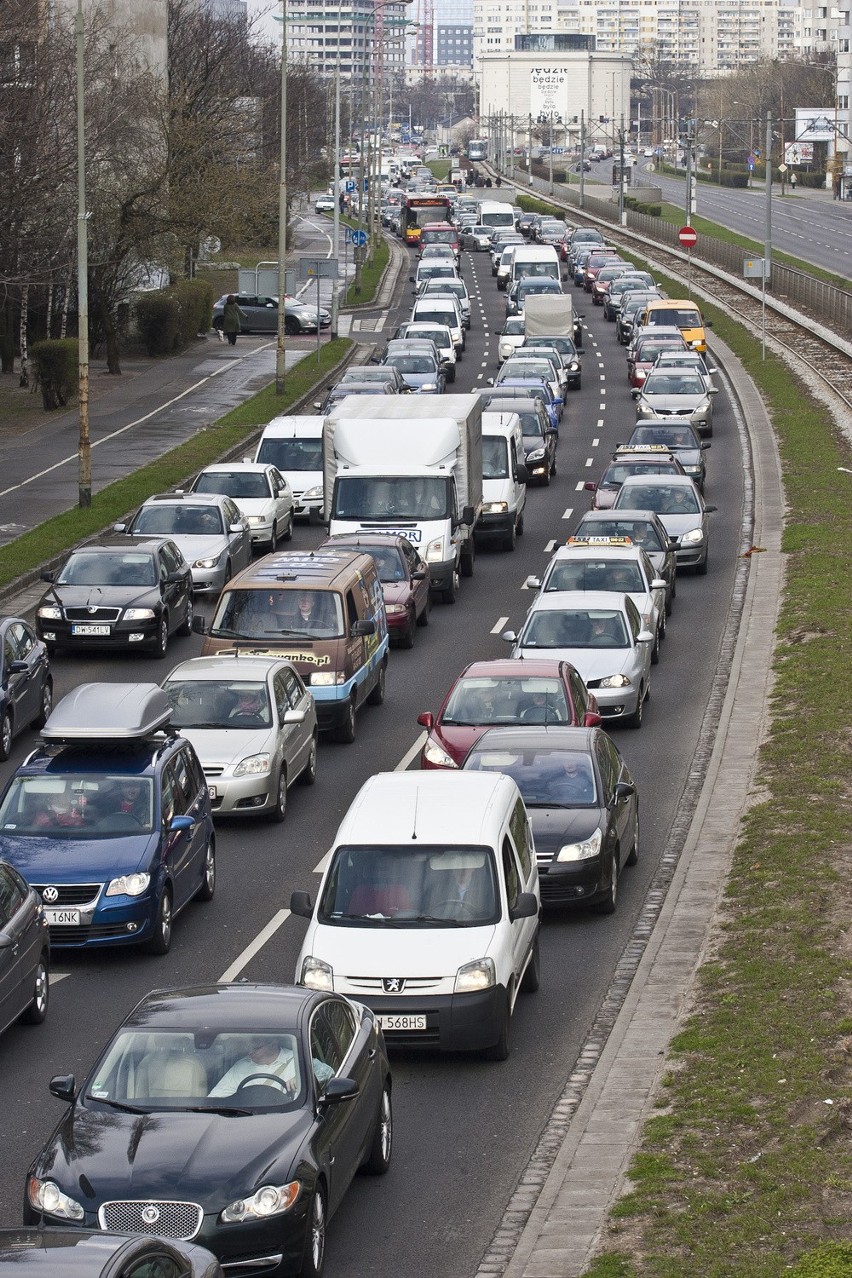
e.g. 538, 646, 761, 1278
75, 0, 90, 508
275, 0, 288, 396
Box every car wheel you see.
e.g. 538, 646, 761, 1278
417, 594, 431, 627
32, 678, 53, 729
285, 316, 301, 336
398, 610, 416, 649
650, 625, 660, 665
333, 697, 357, 744
695, 549, 709, 576
300, 733, 318, 786
551, 454, 557, 477
659, 611, 667, 640
283, 511, 294, 541
626, 810, 639, 866
19, 952, 49, 1025
626, 686, 644, 729
197, 838, 217, 900
269, 521, 278, 552
483, 994, 511, 1061
447, 365, 456, 383
594, 852, 619, 915
0, 710, 12, 762
520, 936, 540, 993
178, 595, 194, 637
299, 1183, 327, 1278
442, 566, 459, 605
270, 767, 288, 823
367, 659, 386, 706
460, 538, 474, 578
516, 511, 525, 536
151, 615, 169, 660
503, 521, 516, 552
146, 887, 173, 955
362, 1084, 393, 1175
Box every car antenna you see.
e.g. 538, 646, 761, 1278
410, 786, 419, 840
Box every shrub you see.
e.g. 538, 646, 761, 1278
624, 197, 662, 216
171, 277, 215, 347
135, 292, 180, 356
790, 1243, 852, 1277
30, 338, 78, 410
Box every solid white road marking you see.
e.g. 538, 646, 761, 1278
396, 732, 427, 772
219, 909, 291, 982
491, 616, 509, 634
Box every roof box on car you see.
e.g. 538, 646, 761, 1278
41, 683, 173, 743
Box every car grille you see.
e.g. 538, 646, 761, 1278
346, 976, 443, 992
382, 1023, 442, 1046
64, 607, 123, 622
34, 883, 100, 907
652, 408, 693, 418
99, 1200, 203, 1240
49, 923, 127, 944
203, 765, 225, 777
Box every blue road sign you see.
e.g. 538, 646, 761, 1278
344, 179, 356, 192
351, 229, 368, 248
748, 160, 755, 172
363, 177, 369, 192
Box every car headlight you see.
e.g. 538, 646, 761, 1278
302, 485, 323, 500
683, 465, 702, 475
682, 527, 704, 544
123, 608, 156, 621
423, 737, 457, 768
694, 400, 710, 416
385, 603, 407, 616
424, 537, 445, 563
599, 673, 631, 688
221, 1182, 301, 1224
27, 1178, 84, 1222
248, 515, 269, 527
527, 448, 545, 461
106, 872, 151, 898
557, 827, 603, 862
37, 605, 62, 620
569, 361, 580, 371
454, 957, 495, 993
301, 956, 333, 990
234, 753, 271, 778
419, 383, 438, 392
311, 670, 346, 686
483, 501, 509, 514
193, 555, 223, 569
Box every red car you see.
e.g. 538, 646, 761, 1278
418, 659, 601, 769
320, 532, 431, 648
627, 332, 688, 388
583, 250, 623, 292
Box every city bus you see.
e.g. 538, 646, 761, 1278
401, 194, 452, 245
467, 138, 488, 161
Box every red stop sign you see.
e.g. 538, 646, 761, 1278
678, 225, 697, 248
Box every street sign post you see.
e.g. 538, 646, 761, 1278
678, 225, 697, 248
299, 258, 338, 361
351, 229, 368, 248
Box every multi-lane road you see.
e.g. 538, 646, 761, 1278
0, 238, 745, 1278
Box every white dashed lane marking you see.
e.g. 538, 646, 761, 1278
562, 506, 574, 520
585, 457, 594, 467
544, 539, 557, 552
575, 480, 585, 490
491, 616, 509, 635
592, 437, 599, 447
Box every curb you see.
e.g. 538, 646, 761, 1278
341, 231, 408, 314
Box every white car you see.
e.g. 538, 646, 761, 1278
254, 415, 324, 523
498, 316, 527, 363
503, 589, 654, 729
314, 193, 336, 213
418, 278, 472, 329
525, 539, 668, 664
394, 321, 457, 382
189, 463, 294, 550
163, 655, 318, 822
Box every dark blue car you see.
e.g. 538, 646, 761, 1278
0, 684, 215, 955
487, 377, 562, 432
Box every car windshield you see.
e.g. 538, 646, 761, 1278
57, 552, 156, 587
0, 775, 155, 837
340, 369, 396, 384
525, 337, 577, 357
502, 318, 526, 335
500, 361, 553, 381
616, 485, 700, 515
422, 230, 456, 244
602, 462, 676, 486
483, 436, 510, 479
648, 309, 701, 328
466, 747, 598, 808
406, 327, 450, 350
576, 519, 665, 551
333, 476, 449, 520
211, 588, 345, 639
86, 1028, 305, 1111
544, 560, 644, 593
347, 544, 407, 583
256, 438, 322, 471
442, 676, 569, 725
318, 845, 499, 926
386, 355, 437, 374
630, 426, 697, 449
643, 374, 705, 396
635, 340, 685, 361
521, 415, 546, 439
131, 505, 224, 537
420, 266, 455, 280
194, 471, 270, 499
521, 609, 629, 649
164, 680, 272, 729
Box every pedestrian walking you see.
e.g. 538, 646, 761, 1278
221, 294, 246, 347
790, 170, 797, 191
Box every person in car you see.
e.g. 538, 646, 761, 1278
210, 1036, 297, 1096
33, 789, 86, 828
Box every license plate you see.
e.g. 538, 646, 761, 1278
378, 1014, 426, 1031
71, 624, 110, 636
45, 909, 81, 926
207, 785, 217, 799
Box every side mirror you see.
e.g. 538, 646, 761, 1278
583, 710, 602, 728
612, 780, 637, 803
651, 578, 667, 590
49, 1074, 76, 1103
705, 318, 713, 327
192, 615, 208, 635
351, 618, 376, 637
584, 481, 597, 491
461, 505, 475, 527
166, 571, 186, 584
708, 386, 719, 395
313, 401, 322, 410
230, 522, 246, 534
515, 463, 529, 483
411, 569, 427, 581
8, 660, 28, 675
701, 441, 711, 450
630, 388, 640, 399
113, 522, 127, 533
704, 504, 718, 513
282, 709, 306, 724
319, 1076, 359, 1105
486, 377, 494, 386
41, 571, 55, 583
289, 890, 313, 919
501, 630, 517, 643
509, 891, 539, 921
169, 814, 196, 832
525, 575, 542, 589
637, 629, 655, 645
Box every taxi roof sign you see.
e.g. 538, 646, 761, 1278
613, 444, 675, 455
565, 536, 634, 548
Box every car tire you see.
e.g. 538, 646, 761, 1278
269, 521, 278, 552
151, 615, 169, 660
398, 610, 416, 649
503, 522, 516, 552
517, 511, 525, 536
483, 994, 511, 1062
520, 936, 540, 993
551, 454, 557, 477
626, 810, 639, 867
417, 594, 431, 627
362, 1084, 393, 1175
32, 678, 53, 730
285, 316, 301, 336
283, 511, 294, 541
269, 767, 288, 822
333, 697, 357, 744
0, 710, 13, 762
594, 853, 619, 915
300, 1182, 327, 1278
626, 686, 644, 729
146, 887, 173, 955
442, 566, 459, 605
197, 838, 217, 901
178, 595, 194, 637
300, 733, 318, 786
447, 365, 456, 383
695, 549, 709, 576
367, 659, 386, 706
19, 951, 49, 1025
650, 626, 660, 665
460, 539, 474, 578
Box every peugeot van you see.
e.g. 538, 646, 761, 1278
291, 770, 541, 1060
194, 549, 388, 743
478, 412, 528, 551
253, 415, 324, 523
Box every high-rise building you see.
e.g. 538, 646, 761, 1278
284, 0, 410, 81
200, 0, 249, 23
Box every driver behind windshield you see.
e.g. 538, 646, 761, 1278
209, 1035, 297, 1096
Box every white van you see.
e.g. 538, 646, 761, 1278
253, 414, 324, 522
479, 411, 528, 551
291, 770, 541, 1060
477, 200, 516, 233
411, 295, 465, 354
510, 245, 561, 288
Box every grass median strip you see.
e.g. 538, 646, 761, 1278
584, 277, 852, 1275
345, 237, 389, 306
0, 337, 352, 593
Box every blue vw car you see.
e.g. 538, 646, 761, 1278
486, 377, 562, 433
0, 684, 215, 955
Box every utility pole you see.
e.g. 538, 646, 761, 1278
579, 109, 585, 208
548, 113, 554, 194
618, 113, 625, 224
275, 0, 288, 395
76, 0, 90, 507
763, 111, 772, 360
685, 122, 693, 221
331, 15, 341, 339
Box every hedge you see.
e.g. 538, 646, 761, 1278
134, 277, 215, 357
30, 338, 78, 410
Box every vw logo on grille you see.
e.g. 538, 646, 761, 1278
141, 1205, 161, 1225
382, 977, 405, 993
42, 886, 59, 904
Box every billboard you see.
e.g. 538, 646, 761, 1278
785, 141, 814, 165
794, 108, 836, 144
530, 67, 569, 124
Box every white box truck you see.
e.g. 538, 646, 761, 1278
324, 394, 483, 604
522, 292, 583, 349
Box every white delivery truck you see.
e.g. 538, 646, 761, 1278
324, 394, 483, 605
522, 292, 582, 350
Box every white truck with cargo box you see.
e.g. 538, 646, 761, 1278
323, 394, 483, 605
522, 292, 583, 352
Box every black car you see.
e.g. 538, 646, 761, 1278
463, 726, 638, 913
0, 618, 52, 761
25, 984, 392, 1278
35, 539, 194, 659
0, 1228, 223, 1277
625, 421, 709, 492
476, 393, 557, 486
571, 508, 678, 615
0, 860, 49, 1034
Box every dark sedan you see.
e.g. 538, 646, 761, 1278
321, 532, 430, 649
0, 860, 49, 1034
35, 539, 193, 660
0, 1228, 223, 1277
0, 618, 52, 761
462, 726, 638, 913
624, 421, 709, 492
25, 984, 392, 1278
